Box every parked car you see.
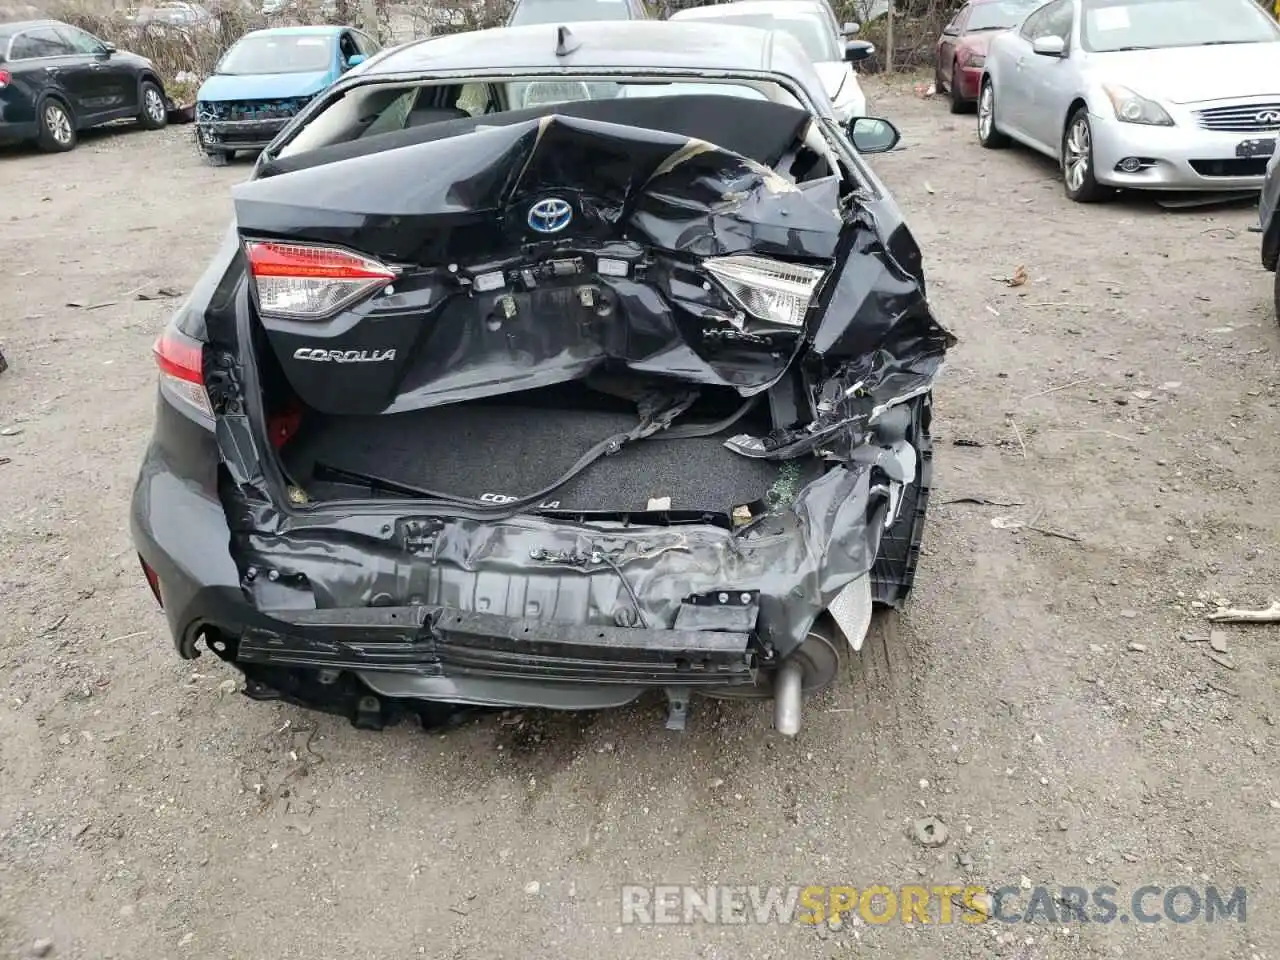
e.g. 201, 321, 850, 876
980, 0, 1280, 202
131, 20, 952, 737
670, 1, 874, 121
935, 0, 1039, 112
127, 2, 214, 29
195, 25, 378, 164
506, 0, 650, 25
0, 19, 168, 152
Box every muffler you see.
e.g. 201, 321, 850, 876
773, 622, 840, 737
773, 658, 804, 737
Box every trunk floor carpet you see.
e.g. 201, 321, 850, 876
284, 404, 820, 513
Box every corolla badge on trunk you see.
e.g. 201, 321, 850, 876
527, 197, 573, 234
293, 348, 397, 363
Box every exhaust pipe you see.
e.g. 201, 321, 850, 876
773, 658, 804, 737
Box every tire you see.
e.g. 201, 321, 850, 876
138, 80, 168, 131
870, 393, 932, 607
203, 150, 230, 166
948, 61, 967, 114
1273, 264, 1280, 323
1062, 107, 1109, 203
36, 99, 76, 152
977, 78, 1009, 148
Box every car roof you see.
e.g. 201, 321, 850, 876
243, 25, 347, 37
0, 19, 63, 37
672, 0, 828, 18
367, 20, 820, 81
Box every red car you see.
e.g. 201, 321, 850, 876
935, 0, 1039, 113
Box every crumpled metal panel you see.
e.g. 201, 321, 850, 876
233, 463, 881, 656
232, 113, 848, 413
209, 105, 955, 662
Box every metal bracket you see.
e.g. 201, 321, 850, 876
664, 688, 689, 732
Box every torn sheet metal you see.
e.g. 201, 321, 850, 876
231, 461, 886, 659
209, 95, 954, 671
232, 102, 851, 416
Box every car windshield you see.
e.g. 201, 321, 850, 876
217, 34, 332, 74
1080, 0, 1280, 52
965, 0, 1038, 30
509, 0, 632, 24
695, 12, 841, 60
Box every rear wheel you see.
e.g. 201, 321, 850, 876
138, 80, 168, 130
36, 99, 76, 152
1062, 107, 1109, 202
203, 149, 231, 166
948, 61, 967, 114
977, 79, 1008, 148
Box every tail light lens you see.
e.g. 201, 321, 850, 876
704, 255, 826, 328
153, 327, 213, 419
245, 240, 398, 320
0, 70, 11, 89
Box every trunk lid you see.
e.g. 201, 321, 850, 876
231, 102, 844, 416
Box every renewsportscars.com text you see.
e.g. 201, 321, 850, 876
620, 884, 1246, 926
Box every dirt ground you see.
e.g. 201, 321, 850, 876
2, 77, 1279, 960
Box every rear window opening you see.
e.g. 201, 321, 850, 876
271, 75, 808, 164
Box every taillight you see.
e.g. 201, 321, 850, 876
245, 240, 397, 320
139, 556, 163, 608
153, 326, 213, 419
0, 70, 11, 89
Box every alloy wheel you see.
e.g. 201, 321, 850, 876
145, 88, 165, 124
45, 104, 72, 145
1064, 117, 1090, 192
978, 85, 993, 139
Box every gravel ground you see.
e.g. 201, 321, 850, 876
1, 77, 1279, 960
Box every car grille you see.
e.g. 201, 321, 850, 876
1189, 157, 1269, 177
1194, 102, 1280, 133
196, 97, 311, 123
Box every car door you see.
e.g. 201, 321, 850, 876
337, 31, 360, 75
998, 2, 1047, 135
351, 29, 380, 58
938, 3, 970, 83
7, 26, 103, 123
1017, 0, 1075, 150
55, 24, 137, 117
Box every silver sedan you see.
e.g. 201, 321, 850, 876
979, 0, 1280, 202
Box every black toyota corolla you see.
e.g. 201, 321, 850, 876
131, 21, 953, 736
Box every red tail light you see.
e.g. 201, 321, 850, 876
245, 240, 397, 320
153, 327, 213, 419
0, 70, 11, 89
139, 556, 163, 608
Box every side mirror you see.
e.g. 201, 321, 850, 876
346, 53, 366, 66
1032, 34, 1065, 56
842, 20, 859, 35
847, 115, 900, 153
942, 24, 959, 36
101, 41, 117, 55
844, 39, 875, 62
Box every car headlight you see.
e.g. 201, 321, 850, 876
704, 255, 826, 328
963, 52, 985, 68
1103, 84, 1173, 126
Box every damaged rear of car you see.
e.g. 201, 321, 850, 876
131, 21, 953, 735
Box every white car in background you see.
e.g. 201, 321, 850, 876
670, 0, 874, 121
980, 0, 1280, 201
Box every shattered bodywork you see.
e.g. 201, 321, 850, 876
195, 96, 315, 152
132, 69, 953, 732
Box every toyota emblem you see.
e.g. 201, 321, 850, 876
527, 197, 573, 234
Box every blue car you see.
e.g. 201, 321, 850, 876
195, 25, 379, 164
